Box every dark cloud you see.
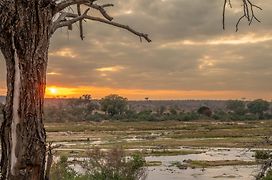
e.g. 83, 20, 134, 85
0, 0, 271, 98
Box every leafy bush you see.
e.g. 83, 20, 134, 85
255, 150, 271, 160
50, 148, 147, 180
82, 148, 147, 180
137, 110, 155, 121
212, 110, 229, 120
197, 106, 212, 117
226, 100, 246, 115
50, 156, 80, 180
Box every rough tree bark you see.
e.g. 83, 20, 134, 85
0, 2, 52, 179
0, 0, 150, 179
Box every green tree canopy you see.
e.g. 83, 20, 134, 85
197, 106, 212, 117
247, 99, 270, 117
226, 100, 246, 115
101, 94, 128, 116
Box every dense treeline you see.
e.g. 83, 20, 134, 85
0, 95, 271, 123
44, 95, 272, 122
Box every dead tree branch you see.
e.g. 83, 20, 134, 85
223, 0, 262, 31
77, 4, 84, 40
53, 0, 95, 14
256, 159, 272, 180
45, 142, 62, 180
51, 1, 151, 42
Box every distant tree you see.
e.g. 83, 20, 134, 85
101, 94, 128, 117
169, 108, 178, 115
137, 110, 154, 121
67, 95, 99, 120
197, 106, 212, 117
157, 106, 166, 115
81, 94, 92, 101
226, 100, 246, 115
247, 99, 270, 119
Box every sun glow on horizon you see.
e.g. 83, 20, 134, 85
43, 85, 272, 100
48, 87, 58, 95
45, 86, 77, 97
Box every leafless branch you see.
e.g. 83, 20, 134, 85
256, 159, 272, 180
53, 0, 95, 14
51, 1, 151, 42
85, 3, 114, 21
77, 4, 84, 40
223, 0, 262, 31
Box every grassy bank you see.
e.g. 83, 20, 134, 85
45, 120, 272, 156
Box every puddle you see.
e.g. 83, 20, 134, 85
145, 147, 258, 179
147, 165, 259, 180
58, 146, 262, 179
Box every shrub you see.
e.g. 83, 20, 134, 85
50, 156, 79, 180
255, 150, 271, 160
82, 148, 147, 180
50, 148, 147, 180
197, 106, 212, 117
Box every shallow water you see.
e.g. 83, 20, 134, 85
146, 147, 254, 162
66, 146, 261, 179
145, 147, 259, 180
147, 165, 259, 180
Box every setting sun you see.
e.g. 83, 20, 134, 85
48, 87, 58, 95
45, 86, 78, 97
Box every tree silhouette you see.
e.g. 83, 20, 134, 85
0, 1, 150, 179
223, 0, 262, 31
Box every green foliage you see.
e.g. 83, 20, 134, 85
82, 148, 146, 180
101, 94, 128, 117
169, 108, 177, 115
255, 150, 271, 160
124, 109, 138, 119
43, 96, 272, 122
50, 148, 146, 180
67, 95, 99, 119
197, 106, 212, 117
226, 100, 246, 115
181, 112, 200, 121
262, 170, 272, 180
50, 156, 79, 180
137, 110, 154, 121
212, 110, 229, 120
44, 95, 100, 122
156, 106, 166, 115
248, 99, 270, 119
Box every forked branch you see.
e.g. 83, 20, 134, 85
52, 1, 151, 42
223, 0, 262, 31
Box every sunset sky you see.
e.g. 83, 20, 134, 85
0, 0, 272, 100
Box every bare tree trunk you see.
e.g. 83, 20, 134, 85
0, 2, 52, 179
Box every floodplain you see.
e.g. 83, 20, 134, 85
46, 120, 272, 179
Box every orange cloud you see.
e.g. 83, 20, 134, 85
96, 66, 125, 72
49, 48, 77, 58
